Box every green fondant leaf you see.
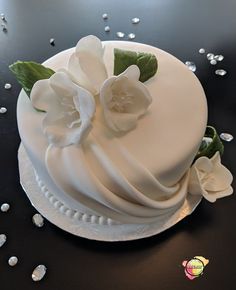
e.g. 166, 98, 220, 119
114, 48, 158, 82
9, 61, 55, 97
194, 126, 224, 161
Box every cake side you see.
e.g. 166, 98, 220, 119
17, 40, 208, 224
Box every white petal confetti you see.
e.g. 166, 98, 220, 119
220, 133, 233, 142
185, 61, 196, 72
8, 256, 18, 267
4, 83, 12, 90
199, 48, 205, 54
0, 234, 7, 248
215, 69, 227, 76
128, 33, 135, 40
32, 265, 47, 282
132, 17, 140, 24
32, 213, 44, 227
116, 32, 125, 38
1, 203, 10, 212
104, 26, 110, 32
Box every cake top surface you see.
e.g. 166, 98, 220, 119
39, 40, 207, 185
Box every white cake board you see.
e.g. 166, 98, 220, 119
18, 143, 202, 242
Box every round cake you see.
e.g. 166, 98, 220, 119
17, 36, 213, 225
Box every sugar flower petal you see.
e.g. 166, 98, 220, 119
31, 79, 59, 112
67, 35, 108, 95
100, 65, 152, 132
31, 71, 95, 147
188, 152, 233, 202
120, 64, 140, 80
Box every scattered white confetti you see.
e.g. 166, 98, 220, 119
32, 265, 47, 282
116, 32, 125, 38
0, 234, 7, 248
32, 213, 44, 227
207, 53, 214, 60
8, 256, 18, 267
132, 17, 140, 24
102, 13, 108, 20
185, 61, 196, 72
215, 69, 227, 76
220, 133, 233, 142
49, 38, 55, 46
0, 107, 7, 114
199, 48, 205, 54
4, 83, 12, 90
210, 59, 217, 65
1, 203, 10, 212
128, 33, 136, 40
214, 55, 224, 61
104, 26, 110, 32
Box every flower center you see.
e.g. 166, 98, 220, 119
61, 97, 81, 129
108, 91, 133, 113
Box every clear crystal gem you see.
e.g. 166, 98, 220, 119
1, 203, 10, 212
215, 69, 227, 76
214, 55, 224, 61
199, 48, 205, 54
0, 107, 7, 114
2, 25, 7, 32
49, 38, 55, 46
132, 17, 140, 24
185, 61, 196, 72
220, 133, 233, 142
8, 256, 18, 266
4, 83, 12, 90
210, 59, 217, 65
102, 13, 108, 20
116, 32, 125, 38
0, 234, 7, 248
32, 265, 47, 281
128, 33, 135, 40
32, 213, 44, 227
207, 53, 214, 60
104, 26, 110, 32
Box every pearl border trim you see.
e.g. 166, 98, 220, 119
34, 172, 119, 226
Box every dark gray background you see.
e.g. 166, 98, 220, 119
0, 0, 235, 289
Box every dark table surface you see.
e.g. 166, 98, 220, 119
0, 0, 236, 289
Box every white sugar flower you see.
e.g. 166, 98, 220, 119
99, 65, 152, 132
65, 35, 108, 96
31, 71, 95, 147
188, 152, 233, 202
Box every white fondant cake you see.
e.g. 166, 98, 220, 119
17, 37, 217, 225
